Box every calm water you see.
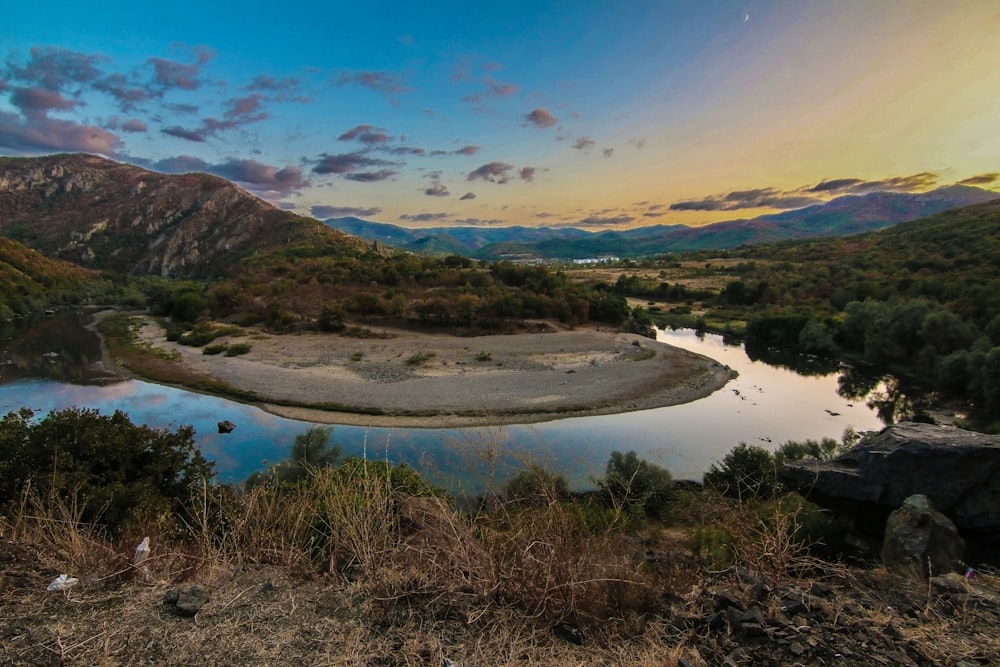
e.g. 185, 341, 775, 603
0, 312, 893, 489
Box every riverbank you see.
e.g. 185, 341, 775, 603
117, 314, 735, 428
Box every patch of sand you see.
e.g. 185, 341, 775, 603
127, 317, 735, 427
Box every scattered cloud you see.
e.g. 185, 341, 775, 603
345, 169, 397, 182
424, 182, 449, 197
9, 86, 80, 113
0, 110, 122, 154
519, 167, 536, 182
153, 154, 210, 173
5, 46, 104, 91
468, 161, 514, 183
400, 212, 451, 222
455, 145, 479, 155
337, 70, 408, 95
462, 75, 520, 104
459, 192, 477, 200
573, 136, 595, 150
121, 118, 148, 132
957, 172, 999, 186
161, 125, 208, 142
152, 155, 307, 198
525, 108, 557, 128
312, 151, 394, 175
208, 159, 308, 197
147, 48, 214, 92
603, 147, 614, 158
311, 205, 382, 219
338, 124, 391, 144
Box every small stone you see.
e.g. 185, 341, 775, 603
790, 641, 806, 656
164, 584, 211, 617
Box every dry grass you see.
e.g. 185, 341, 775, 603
3, 469, 1000, 666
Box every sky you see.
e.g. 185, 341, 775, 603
2, 1, 999, 230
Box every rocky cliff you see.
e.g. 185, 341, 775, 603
0, 154, 364, 278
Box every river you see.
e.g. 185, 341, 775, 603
0, 311, 897, 490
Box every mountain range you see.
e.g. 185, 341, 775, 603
324, 185, 999, 260
1, 153, 997, 279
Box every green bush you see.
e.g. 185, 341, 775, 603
501, 465, 570, 506
597, 450, 674, 520
704, 443, 778, 500
225, 342, 252, 356
203, 343, 227, 355
0, 407, 213, 534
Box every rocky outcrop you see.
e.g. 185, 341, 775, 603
881, 495, 965, 578
780, 422, 1000, 539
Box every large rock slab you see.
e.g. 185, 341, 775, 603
780, 422, 1000, 537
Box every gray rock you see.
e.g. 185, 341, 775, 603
217, 420, 236, 434
164, 584, 211, 616
881, 495, 964, 578
780, 422, 1000, 537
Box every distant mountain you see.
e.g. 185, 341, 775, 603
324, 186, 999, 260
0, 154, 367, 278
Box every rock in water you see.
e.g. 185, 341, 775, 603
217, 420, 236, 434
881, 494, 964, 579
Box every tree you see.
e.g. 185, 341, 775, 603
0, 407, 213, 533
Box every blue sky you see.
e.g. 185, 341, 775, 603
2, 1, 998, 228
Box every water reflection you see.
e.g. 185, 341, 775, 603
0, 312, 896, 489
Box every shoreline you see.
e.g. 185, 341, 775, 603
112, 314, 736, 428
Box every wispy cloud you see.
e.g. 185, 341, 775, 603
459, 192, 476, 200
957, 172, 999, 186
671, 187, 820, 212
807, 172, 938, 195
573, 136, 595, 150
311, 205, 382, 219
400, 212, 451, 222
312, 151, 393, 175
574, 214, 636, 228
519, 167, 536, 182
337, 70, 408, 95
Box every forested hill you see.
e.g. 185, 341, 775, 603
679, 198, 1000, 419
0, 154, 368, 279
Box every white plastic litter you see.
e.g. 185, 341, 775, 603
47, 574, 79, 591
133, 536, 150, 566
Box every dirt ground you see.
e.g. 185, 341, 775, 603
130, 317, 736, 428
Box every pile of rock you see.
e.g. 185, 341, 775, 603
780, 422, 1000, 566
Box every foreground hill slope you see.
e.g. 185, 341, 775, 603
0, 154, 367, 278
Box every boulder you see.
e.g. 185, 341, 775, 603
217, 420, 236, 434
881, 495, 964, 578
780, 422, 1000, 538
